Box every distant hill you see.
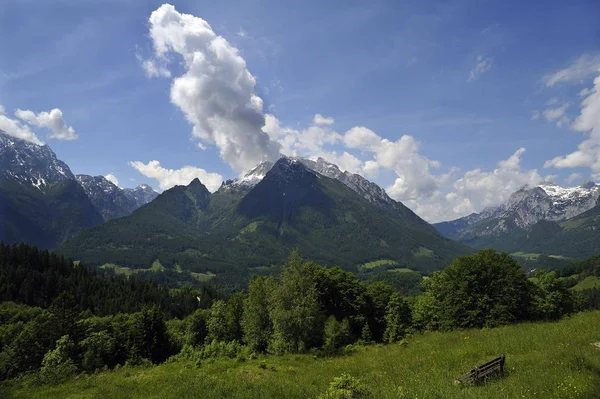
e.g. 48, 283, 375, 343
434, 181, 600, 259
58, 157, 469, 274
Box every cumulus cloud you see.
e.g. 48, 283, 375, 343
129, 160, 223, 192
105, 174, 119, 187
0, 106, 43, 144
543, 53, 600, 87
565, 173, 582, 185
313, 114, 334, 126
422, 148, 542, 222
138, 56, 171, 78
542, 103, 571, 127
544, 74, 600, 179
468, 56, 493, 82
142, 4, 280, 171
15, 108, 77, 140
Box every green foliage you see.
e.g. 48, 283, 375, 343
242, 276, 274, 352
532, 270, 574, 320
57, 162, 468, 278
383, 293, 412, 343
268, 250, 325, 353
322, 317, 353, 354
0, 177, 103, 250
423, 249, 535, 330
80, 331, 116, 372
40, 335, 77, 385
318, 373, 370, 399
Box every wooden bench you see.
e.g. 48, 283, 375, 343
455, 355, 505, 385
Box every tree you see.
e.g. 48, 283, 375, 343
206, 300, 228, 343
40, 335, 77, 385
242, 276, 274, 352
383, 293, 412, 343
422, 250, 535, 330
533, 270, 574, 320
364, 282, 395, 341
323, 316, 352, 353
268, 250, 325, 353
225, 292, 245, 342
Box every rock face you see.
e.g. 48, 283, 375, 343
123, 184, 159, 207
0, 130, 74, 190
76, 175, 140, 221
76, 175, 159, 222
0, 131, 103, 248
434, 181, 600, 241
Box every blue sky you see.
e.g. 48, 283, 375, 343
1, 0, 599, 222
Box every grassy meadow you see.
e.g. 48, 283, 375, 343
3, 311, 599, 399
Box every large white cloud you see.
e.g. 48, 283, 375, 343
129, 160, 223, 192
15, 108, 77, 140
544, 74, 600, 179
0, 106, 43, 144
142, 4, 280, 171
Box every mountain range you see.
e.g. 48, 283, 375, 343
57, 157, 469, 274
0, 131, 157, 248
434, 181, 600, 258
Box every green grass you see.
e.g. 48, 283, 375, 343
100, 263, 134, 276
190, 271, 216, 282
4, 312, 600, 399
573, 276, 600, 291
413, 246, 434, 258
361, 259, 398, 269
387, 268, 416, 273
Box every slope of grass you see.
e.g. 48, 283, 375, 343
361, 259, 398, 269
573, 276, 600, 291
3, 311, 599, 399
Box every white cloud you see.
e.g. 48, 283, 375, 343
544, 74, 600, 179
468, 56, 493, 83
129, 160, 223, 192
105, 174, 119, 187
542, 103, 571, 127
543, 53, 600, 87
15, 108, 77, 140
565, 173, 582, 185
0, 105, 5, 115
343, 126, 381, 151
0, 113, 43, 144
313, 114, 334, 126
142, 4, 280, 171
140, 57, 171, 78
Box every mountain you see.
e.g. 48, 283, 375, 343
434, 181, 600, 257
76, 175, 158, 221
58, 157, 469, 275
0, 131, 103, 248
123, 184, 159, 206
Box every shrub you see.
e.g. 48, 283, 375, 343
39, 335, 77, 385
319, 373, 370, 399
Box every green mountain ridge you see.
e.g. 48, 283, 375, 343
58, 158, 469, 275
0, 177, 104, 249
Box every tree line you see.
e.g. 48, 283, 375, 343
0, 245, 597, 385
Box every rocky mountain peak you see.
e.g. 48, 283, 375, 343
0, 130, 74, 190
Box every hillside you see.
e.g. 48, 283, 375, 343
3, 311, 599, 399
58, 158, 468, 274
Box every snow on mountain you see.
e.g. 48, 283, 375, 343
77, 175, 159, 221
435, 180, 600, 239
123, 184, 159, 207
0, 130, 74, 190
220, 156, 397, 211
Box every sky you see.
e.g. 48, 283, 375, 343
1, 0, 600, 223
